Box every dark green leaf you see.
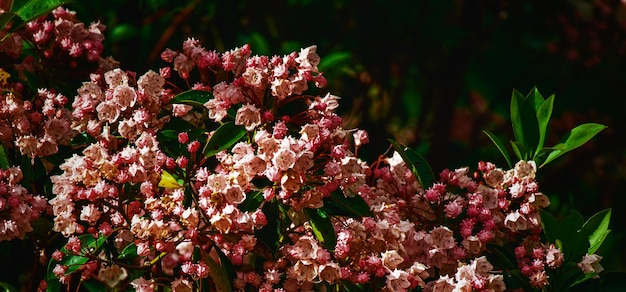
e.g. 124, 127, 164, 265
535, 94, 554, 154
0, 282, 18, 292
578, 208, 611, 254
0, 12, 17, 36
540, 208, 559, 244
559, 210, 586, 259
81, 279, 106, 291
0, 144, 9, 169
304, 208, 336, 251
389, 139, 434, 188
202, 249, 232, 292
238, 189, 264, 212
256, 201, 281, 253
540, 123, 607, 167
510, 89, 541, 158
323, 190, 372, 217
213, 243, 237, 282
203, 122, 247, 158
169, 90, 213, 108
482, 130, 512, 168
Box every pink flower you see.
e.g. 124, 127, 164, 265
172, 104, 192, 117
97, 264, 128, 288
578, 253, 603, 276
235, 103, 262, 131
130, 277, 155, 292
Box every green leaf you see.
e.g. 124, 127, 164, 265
169, 90, 213, 108
510, 89, 541, 158
559, 210, 586, 259
324, 190, 372, 217
319, 52, 352, 72
510, 141, 525, 161
12, 0, 69, 29
304, 208, 336, 251
238, 189, 264, 212
158, 170, 182, 189
0, 144, 9, 169
540, 208, 559, 244
389, 139, 435, 188
579, 208, 611, 255
510, 89, 527, 150
81, 279, 106, 291
201, 249, 232, 292
482, 130, 512, 168
535, 94, 554, 155
203, 122, 247, 158
0, 282, 18, 292
118, 243, 137, 260
213, 244, 237, 282
540, 123, 607, 167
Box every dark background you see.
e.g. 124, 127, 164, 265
67, 0, 626, 272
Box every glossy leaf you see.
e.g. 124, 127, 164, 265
389, 139, 435, 188
118, 243, 137, 260
540, 123, 607, 167
12, 0, 69, 28
304, 208, 336, 251
158, 170, 182, 189
579, 208, 611, 255
238, 189, 264, 212
203, 122, 247, 158
169, 89, 213, 108
323, 191, 373, 217
483, 130, 512, 168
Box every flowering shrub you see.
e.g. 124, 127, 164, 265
0, 2, 615, 292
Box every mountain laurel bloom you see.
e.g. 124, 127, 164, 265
2, 14, 589, 289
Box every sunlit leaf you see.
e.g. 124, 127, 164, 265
535, 94, 554, 154
579, 208, 611, 255
11, 0, 69, 32
540, 123, 607, 167
304, 208, 336, 251
158, 170, 182, 189
203, 122, 247, 158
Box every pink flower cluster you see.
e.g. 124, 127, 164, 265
35, 36, 569, 291
0, 166, 47, 241
0, 89, 76, 159
24, 7, 105, 61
